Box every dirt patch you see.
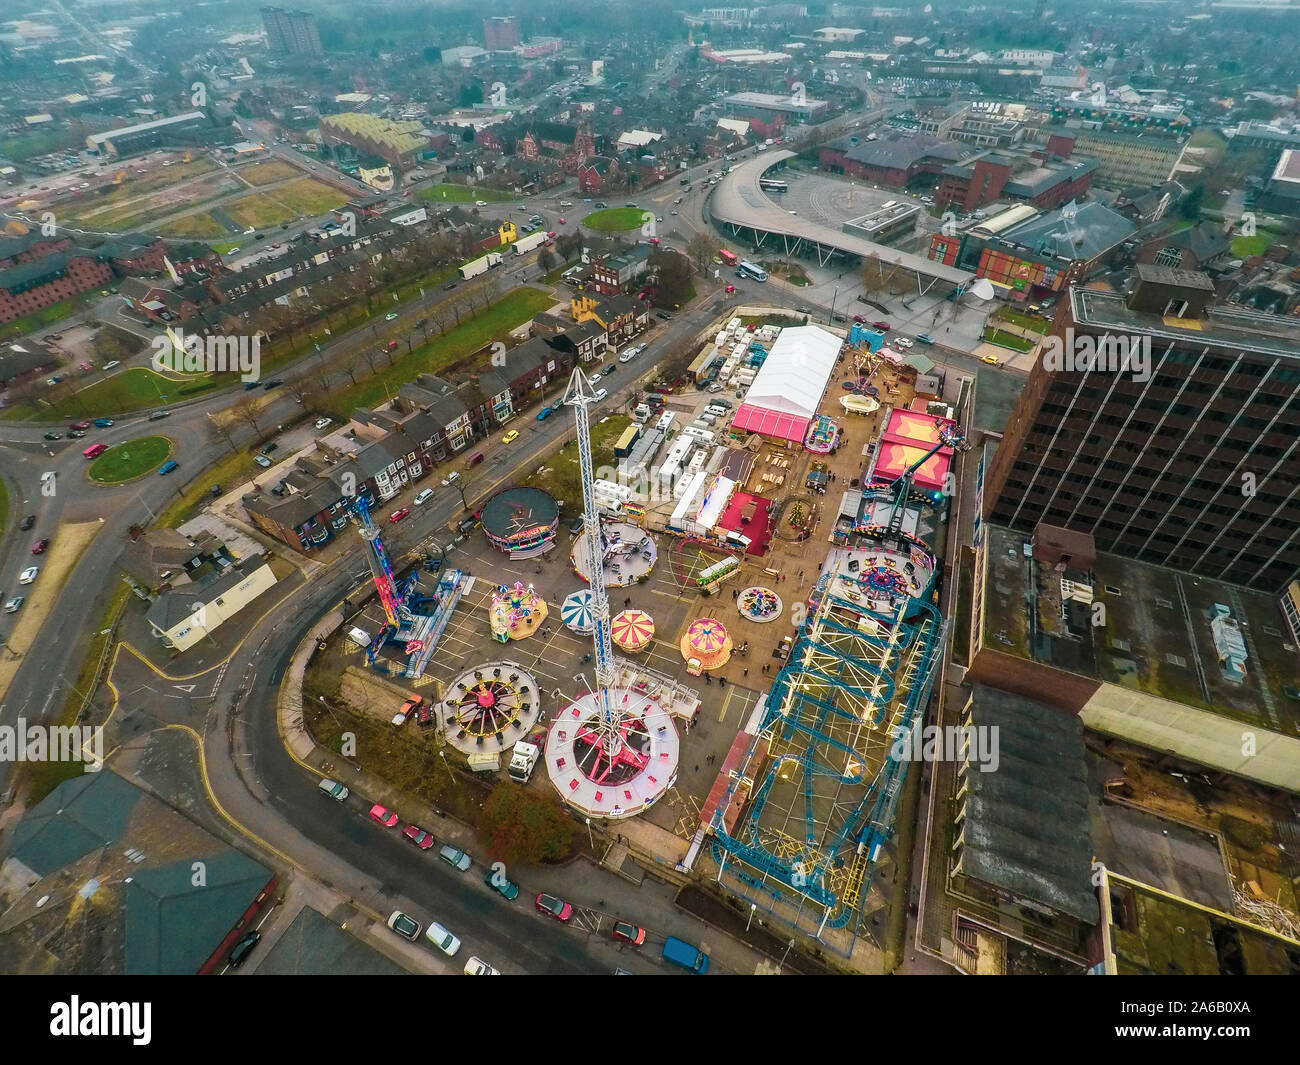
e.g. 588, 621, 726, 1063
0, 520, 103, 702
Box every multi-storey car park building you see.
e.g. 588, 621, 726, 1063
984, 265, 1300, 598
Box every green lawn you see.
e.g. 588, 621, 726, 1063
320, 287, 555, 420
87, 435, 173, 483
18, 368, 203, 422
210, 240, 243, 254
1230, 233, 1271, 258
982, 328, 1036, 353
993, 307, 1050, 332
421, 183, 521, 204
0, 299, 77, 341
524, 414, 631, 511
158, 212, 228, 239
581, 207, 649, 232
225, 178, 346, 229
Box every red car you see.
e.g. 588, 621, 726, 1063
611, 921, 646, 946
534, 893, 572, 922
369, 804, 399, 827
68, 421, 90, 430
872, 321, 890, 331
725, 284, 737, 294
386, 340, 398, 350
389, 508, 409, 523
852, 314, 867, 323
402, 823, 436, 849
31, 538, 50, 555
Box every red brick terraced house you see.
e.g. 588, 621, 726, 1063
0, 252, 112, 324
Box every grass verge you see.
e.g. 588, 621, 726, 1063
420, 183, 520, 204
319, 287, 554, 419
581, 207, 647, 232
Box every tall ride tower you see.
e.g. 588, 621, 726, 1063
543, 368, 681, 820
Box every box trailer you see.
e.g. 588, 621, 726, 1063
459, 251, 503, 280
512, 230, 547, 255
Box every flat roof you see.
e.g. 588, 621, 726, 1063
1072, 286, 1300, 362
980, 524, 1300, 732
86, 111, 206, 145
711, 150, 973, 285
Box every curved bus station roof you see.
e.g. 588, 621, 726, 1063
711, 149, 974, 286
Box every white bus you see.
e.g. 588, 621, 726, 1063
736, 260, 768, 282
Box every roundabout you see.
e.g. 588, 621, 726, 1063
86, 435, 173, 484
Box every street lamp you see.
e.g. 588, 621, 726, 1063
585, 816, 594, 849
746, 902, 757, 932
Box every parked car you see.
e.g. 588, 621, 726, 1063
441, 471, 460, 487
485, 866, 520, 901
425, 922, 461, 956
369, 804, 399, 828
534, 893, 572, 921
915, 333, 935, 345
463, 956, 500, 975
227, 930, 261, 969
402, 823, 436, 850
68, 421, 90, 430
19, 567, 39, 585
4, 597, 24, 614
871, 321, 890, 331
314, 417, 332, 430
387, 911, 421, 941
392, 695, 423, 726
438, 845, 472, 872
389, 507, 410, 523
31, 538, 49, 555
502, 429, 519, 444
93, 418, 114, 427
318, 778, 349, 801
981, 354, 1000, 365
725, 284, 737, 294
254, 455, 272, 468
102, 361, 120, 370
262, 379, 284, 389
656, 311, 673, 321
260, 442, 278, 455
894, 337, 914, 349
43, 432, 62, 441
536, 406, 554, 420
414, 489, 434, 505
68, 429, 85, 438
385, 312, 398, 321
592, 388, 608, 403
601, 364, 616, 376
611, 921, 646, 946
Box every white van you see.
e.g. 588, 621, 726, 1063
414, 488, 434, 505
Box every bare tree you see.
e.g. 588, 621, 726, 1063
230, 393, 263, 434
206, 413, 240, 454
360, 347, 383, 376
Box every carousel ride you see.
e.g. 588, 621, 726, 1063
571, 520, 658, 589
488, 581, 547, 642
440, 663, 542, 756
544, 368, 680, 821
737, 586, 782, 623
561, 588, 594, 634
680, 616, 733, 675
